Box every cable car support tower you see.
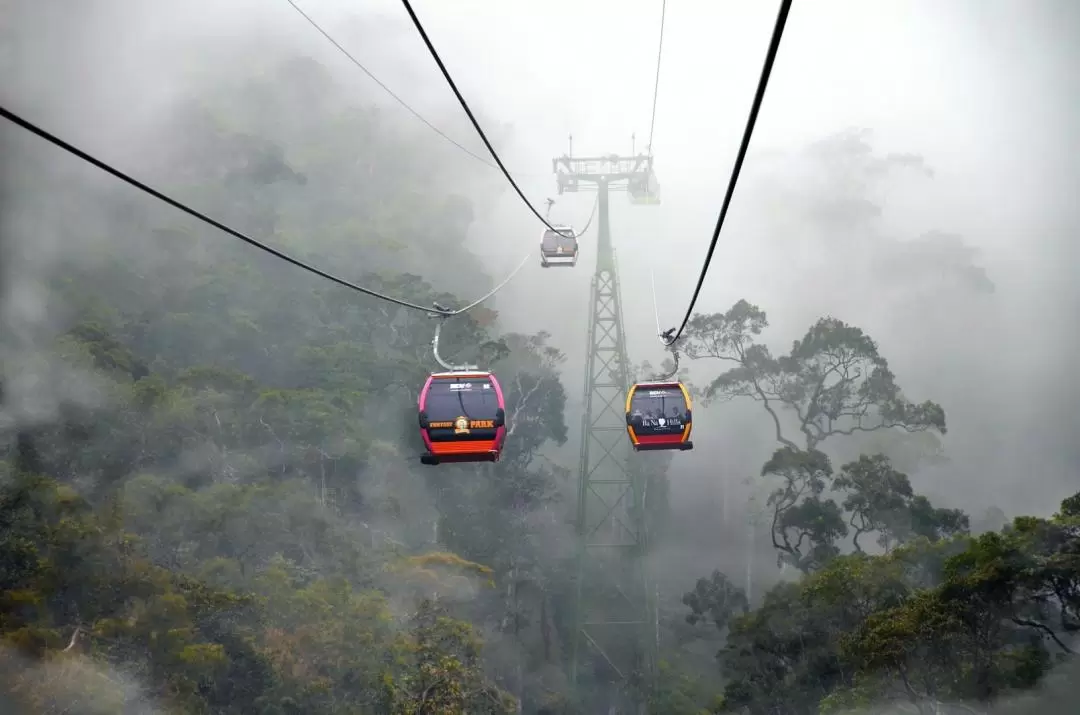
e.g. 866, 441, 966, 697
554, 139, 661, 711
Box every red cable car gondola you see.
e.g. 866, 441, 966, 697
418, 371, 506, 465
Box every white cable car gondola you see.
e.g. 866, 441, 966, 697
540, 224, 579, 268
629, 170, 661, 205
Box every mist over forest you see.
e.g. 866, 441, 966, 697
2, 1, 1079, 713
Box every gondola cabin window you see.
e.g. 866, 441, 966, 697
542, 228, 577, 254
629, 385, 688, 434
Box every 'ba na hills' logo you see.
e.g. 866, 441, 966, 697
453, 416, 470, 435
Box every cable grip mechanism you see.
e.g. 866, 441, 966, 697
429, 302, 478, 372
651, 328, 680, 381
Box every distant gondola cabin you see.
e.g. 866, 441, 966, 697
625, 381, 693, 451
540, 225, 578, 267
418, 372, 506, 465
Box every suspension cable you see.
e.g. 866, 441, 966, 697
284, 0, 511, 173
646, 0, 667, 156
650, 265, 664, 338
577, 195, 599, 235
426, 248, 530, 371
648, 265, 680, 380
662, 0, 792, 347
429, 317, 476, 372
452, 250, 531, 314
545, 195, 598, 240
397, 0, 573, 238
0, 104, 522, 318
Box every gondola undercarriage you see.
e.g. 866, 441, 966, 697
540, 246, 578, 267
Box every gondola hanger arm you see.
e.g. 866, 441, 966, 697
430, 304, 478, 372
649, 344, 681, 382
647, 328, 681, 381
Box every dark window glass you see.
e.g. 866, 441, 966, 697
425, 377, 499, 422
629, 386, 688, 434
542, 229, 576, 252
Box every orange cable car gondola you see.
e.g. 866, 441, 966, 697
625, 342, 693, 452
625, 381, 693, 451
417, 311, 506, 466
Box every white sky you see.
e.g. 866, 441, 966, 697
262, 0, 1075, 319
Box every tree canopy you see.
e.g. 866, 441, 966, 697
0, 46, 1074, 715
0, 52, 574, 714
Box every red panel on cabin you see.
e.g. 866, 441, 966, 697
635, 434, 685, 446
430, 439, 499, 455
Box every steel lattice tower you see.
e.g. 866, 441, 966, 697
553, 150, 660, 713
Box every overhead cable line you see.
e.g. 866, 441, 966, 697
646, 0, 667, 155
662, 0, 792, 347
0, 104, 524, 318
447, 250, 531, 314
643, 265, 678, 384
397, 0, 574, 238
547, 195, 597, 235
650, 265, 664, 339
581, 197, 598, 234
648, 264, 680, 380
577, 195, 600, 235
283, 0, 500, 172
644, 0, 668, 348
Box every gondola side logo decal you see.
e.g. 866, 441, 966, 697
428, 418, 494, 430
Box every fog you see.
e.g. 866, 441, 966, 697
288, 0, 1080, 517
2, 0, 1079, 711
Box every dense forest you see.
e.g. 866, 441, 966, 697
1, 51, 1078, 715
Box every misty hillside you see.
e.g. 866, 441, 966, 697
2, 1, 1080, 714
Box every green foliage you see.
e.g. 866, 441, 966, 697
648, 659, 722, 715
759, 446, 847, 572
680, 299, 957, 577
677, 294, 1077, 714
0, 51, 582, 713
835, 453, 969, 553
708, 492, 1080, 714
3, 47, 1054, 715
385, 599, 516, 714
683, 301, 946, 451
683, 570, 748, 632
